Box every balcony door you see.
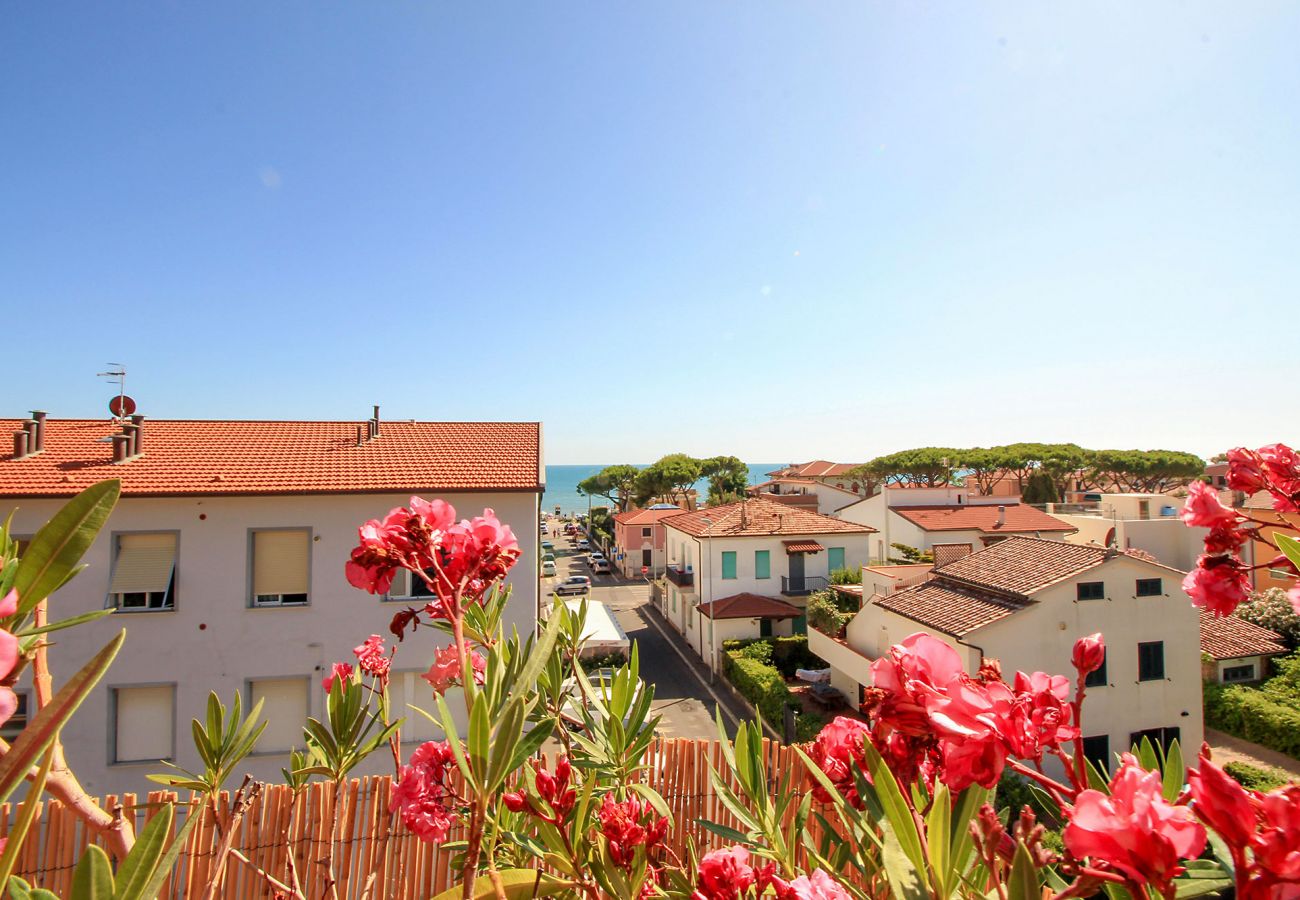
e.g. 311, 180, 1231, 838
788, 552, 805, 592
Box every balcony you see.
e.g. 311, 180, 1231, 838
666, 565, 694, 588
780, 575, 828, 596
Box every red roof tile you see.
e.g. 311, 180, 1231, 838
933, 537, 1111, 596
782, 540, 825, 553
892, 504, 1075, 535
873, 581, 1032, 637
0, 418, 542, 497
662, 497, 875, 538
698, 593, 802, 620
766, 461, 862, 479
1199, 611, 1289, 660
613, 507, 685, 525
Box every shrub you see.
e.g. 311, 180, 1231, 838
1204, 681, 1300, 759
580, 651, 628, 671
794, 711, 826, 742
723, 652, 797, 727
1236, 589, 1300, 650
1223, 760, 1292, 792
807, 592, 852, 637
736, 642, 773, 665
720, 637, 828, 677
830, 567, 862, 585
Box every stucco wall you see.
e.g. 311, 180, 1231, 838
3, 490, 540, 797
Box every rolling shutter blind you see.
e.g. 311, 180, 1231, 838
253, 530, 309, 596
109, 534, 177, 595
250, 679, 308, 752
115, 685, 174, 762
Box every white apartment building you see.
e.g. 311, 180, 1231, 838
1, 412, 542, 797
809, 537, 1204, 775
659, 497, 875, 671
1047, 493, 1206, 572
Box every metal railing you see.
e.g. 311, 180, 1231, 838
666, 565, 694, 588
781, 574, 828, 596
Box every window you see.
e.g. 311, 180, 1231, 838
1076, 581, 1105, 601
112, 684, 175, 763
0, 692, 28, 742
251, 529, 310, 606
755, 550, 770, 580
1129, 727, 1180, 754
721, 551, 737, 580
385, 568, 439, 601
642, 527, 653, 539
1138, 641, 1165, 681
1081, 735, 1110, 775
827, 547, 845, 573
1085, 649, 1108, 688
1269, 569, 1293, 581
108, 533, 177, 610
1135, 578, 1163, 597
1223, 664, 1257, 683
248, 677, 309, 753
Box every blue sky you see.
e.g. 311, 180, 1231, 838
2, 3, 1297, 463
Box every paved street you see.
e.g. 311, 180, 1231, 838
542, 524, 749, 739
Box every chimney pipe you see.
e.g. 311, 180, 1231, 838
111, 434, 130, 464
130, 414, 145, 454
21, 419, 37, 455
368, 418, 377, 440
357, 425, 364, 447
372, 405, 381, 435
12, 431, 28, 459
996, 505, 1006, 528
30, 411, 46, 452
123, 424, 139, 458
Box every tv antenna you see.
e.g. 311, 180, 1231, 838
97, 364, 133, 422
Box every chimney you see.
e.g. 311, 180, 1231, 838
367, 419, 376, 441
356, 425, 364, 447
111, 434, 131, 463
123, 424, 139, 458
130, 414, 145, 454
30, 411, 46, 452
21, 419, 37, 455
996, 505, 1006, 528
12, 431, 28, 459
372, 405, 381, 436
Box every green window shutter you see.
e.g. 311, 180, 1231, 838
721, 551, 737, 580
827, 547, 845, 573
755, 550, 770, 580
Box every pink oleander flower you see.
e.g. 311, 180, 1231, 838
421, 644, 487, 694
390, 740, 459, 844
353, 634, 391, 678
1183, 558, 1252, 617
774, 870, 852, 900
1064, 753, 1205, 895
1187, 753, 1257, 849
1181, 480, 1238, 529
0, 590, 19, 725
1289, 586, 1300, 617
321, 662, 353, 693
1000, 671, 1078, 763
1072, 633, 1105, 677
806, 716, 871, 805
596, 794, 668, 869
1202, 523, 1249, 554
925, 676, 1011, 790
692, 845, 776, 900
1226, 447, 1270, 494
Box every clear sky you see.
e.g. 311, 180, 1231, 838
2, 3, 1297, 464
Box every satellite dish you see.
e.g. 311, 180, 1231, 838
109, 395, 137, 417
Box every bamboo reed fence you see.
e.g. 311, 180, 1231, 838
0, 738, 824, 899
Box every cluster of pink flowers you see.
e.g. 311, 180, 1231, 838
353, 634, 391, 678
321, 661, 353, 693
853, 633, 1082, 791
692, 846, 849, 900
345, 498, 521, 624
390, 740, 460, 844
806, 717, 871, 805
1188, 752, 1300, 900
1180, 445, 1300, 617
1064, 754, 1206, 896
421, 644, 487, 694
503, 756, 576, 824
595, 794, 669, 869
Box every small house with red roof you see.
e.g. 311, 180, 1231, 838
0, 409, 543, 797
612, 504, 683, 577
1199, 611, 1288, 684
658, 497, 876, 671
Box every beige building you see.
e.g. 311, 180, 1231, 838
659, 497, 875, 672
809, 537, 1204, 774
1048, 493, 1206, 572
1199, 611, 1288, 684
0, 413, 542, 796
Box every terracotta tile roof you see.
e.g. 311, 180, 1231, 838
933, 537, 1111, 597
766, 461, 862, 479
1199, 611, 1289, 660
782, 540, 825, 553
873, 580, 1031, 637
662, 497, 876, 538
0, 418, 542, 497
892, 504, 1075, 535
698, 593, 802, 620
613, 506, 685, 525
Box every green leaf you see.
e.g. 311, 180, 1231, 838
948, 784, 990, 883
1276, 533, 1300, 572
130, 801, 201, 900
1162, 739, 1185, 802
864, 740, 927, 879
71, 844, 115, 900
112, 802, 173, 900
0, 744, 56, 888
926, 783, 951, 897
427, 868, 575, 899
12, 480, 120, 618
694, 820, 756, 846
880, 821, 927, 900
6, 876, 33, 900
1007, 842, 1040, 900
17, 607, 115, 638
0, 630, 125, 804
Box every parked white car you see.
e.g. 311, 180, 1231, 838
591, 559, 612, 574
555, 575, 591, 596
541, 559, 557, 577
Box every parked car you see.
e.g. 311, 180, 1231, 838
542, 552, 556, 563
591, 559, 612, 574
564, 524, 578, 535
541, 540, 554, 551
555, 575, 591, 596
541, 560, 557, 577
576, 538, 590, 551
587, 552, 605, 566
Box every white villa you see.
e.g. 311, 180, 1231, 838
659, 497, 875, 672
0, 411, 543, 796
809, 537, 1204, 773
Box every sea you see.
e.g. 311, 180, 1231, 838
544, 463, 781, 515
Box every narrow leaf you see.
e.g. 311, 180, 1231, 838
12, 481, 120, 617
71, 844, 115, 900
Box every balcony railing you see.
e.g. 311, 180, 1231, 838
666, 566, 694, 588
781, 575, 828, 596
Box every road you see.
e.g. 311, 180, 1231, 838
541, 524, 749, 739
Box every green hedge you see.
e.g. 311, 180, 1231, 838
1223, 761, 1292, 792
725, 653, 795, 726
1205, 682, 1300, 760
721, 636, 828, 678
